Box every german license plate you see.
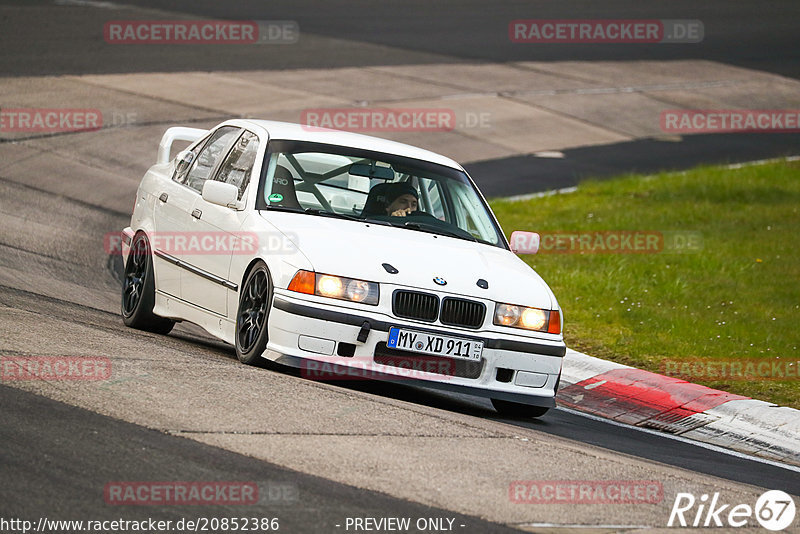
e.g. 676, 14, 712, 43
387, 327, 483, 362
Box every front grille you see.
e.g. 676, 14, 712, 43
392, 290, 438, 322
373, 343, 484, 379
440, 297, 486, 329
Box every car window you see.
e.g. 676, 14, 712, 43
172, 134, 208, 185
214, 130, 259, 200
179, 126, 240, 194
447, 180, 497, 238
259, 141, 505, 248
417, 176, 447, 220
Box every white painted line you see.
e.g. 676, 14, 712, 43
533, 150, 565, 159
502, 79, 739, 98
556, 406, 800, 474
502, 186, 577, 202
54, 0, 123, 8
725, 154, 800, 169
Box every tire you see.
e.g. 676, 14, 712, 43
491, 398, 550, 419
235, 262, 273, 365
121, 233, 175, 335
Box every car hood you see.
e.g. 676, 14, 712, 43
259, 211, 557, 309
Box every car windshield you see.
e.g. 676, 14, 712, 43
257, 140, 506, 248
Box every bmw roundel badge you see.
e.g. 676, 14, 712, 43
433, 276, 447, 286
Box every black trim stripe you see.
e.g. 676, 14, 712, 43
274, 297, 391, 330
153, 249, 238, 291
272, 297, 566, 357
490, 338, 566, 357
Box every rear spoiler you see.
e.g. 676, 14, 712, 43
156, 127, 207, 165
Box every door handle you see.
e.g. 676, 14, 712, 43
159, 192, 168, 203
191, 208, 202, 219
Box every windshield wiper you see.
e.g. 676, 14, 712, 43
400, 221, 477, 242
303, 208, 395, 225
264, 205, 393, 226
262, 205, 303, 213
304, 208, 359, 220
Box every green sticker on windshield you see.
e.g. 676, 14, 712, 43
268, 193, 283, 203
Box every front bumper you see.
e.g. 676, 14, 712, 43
264, 291, 566, 408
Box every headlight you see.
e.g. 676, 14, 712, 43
288, 270, 379, 305
345, 279, 373, 303
317, 275, 343, 298
494, 303, 520, 326
494, 302, 561, 334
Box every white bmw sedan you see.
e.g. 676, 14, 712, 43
121, 119, 565, 417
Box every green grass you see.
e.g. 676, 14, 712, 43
490, 159, 800, 408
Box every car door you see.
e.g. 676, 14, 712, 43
155, 125, 241, 305
151, 132, 213, 297
181, 129, 261, 317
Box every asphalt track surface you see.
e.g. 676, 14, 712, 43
2, 0, 798, 196
3, 365, 800, 528
466, 132, 800, 198
1, 1, 799, 532
346, 383, 800, 497
1, 239, 798, 530
3, 0, 799, 78
0, 385, 519, 533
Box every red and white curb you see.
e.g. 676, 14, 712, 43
558, 349, 800, 467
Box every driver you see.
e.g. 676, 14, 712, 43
384, 182, 419, 217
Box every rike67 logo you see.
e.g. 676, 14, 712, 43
668, 490, 796, 531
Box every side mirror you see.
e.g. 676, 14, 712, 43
509, 231, 540, 254
202, 181, 242, 209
